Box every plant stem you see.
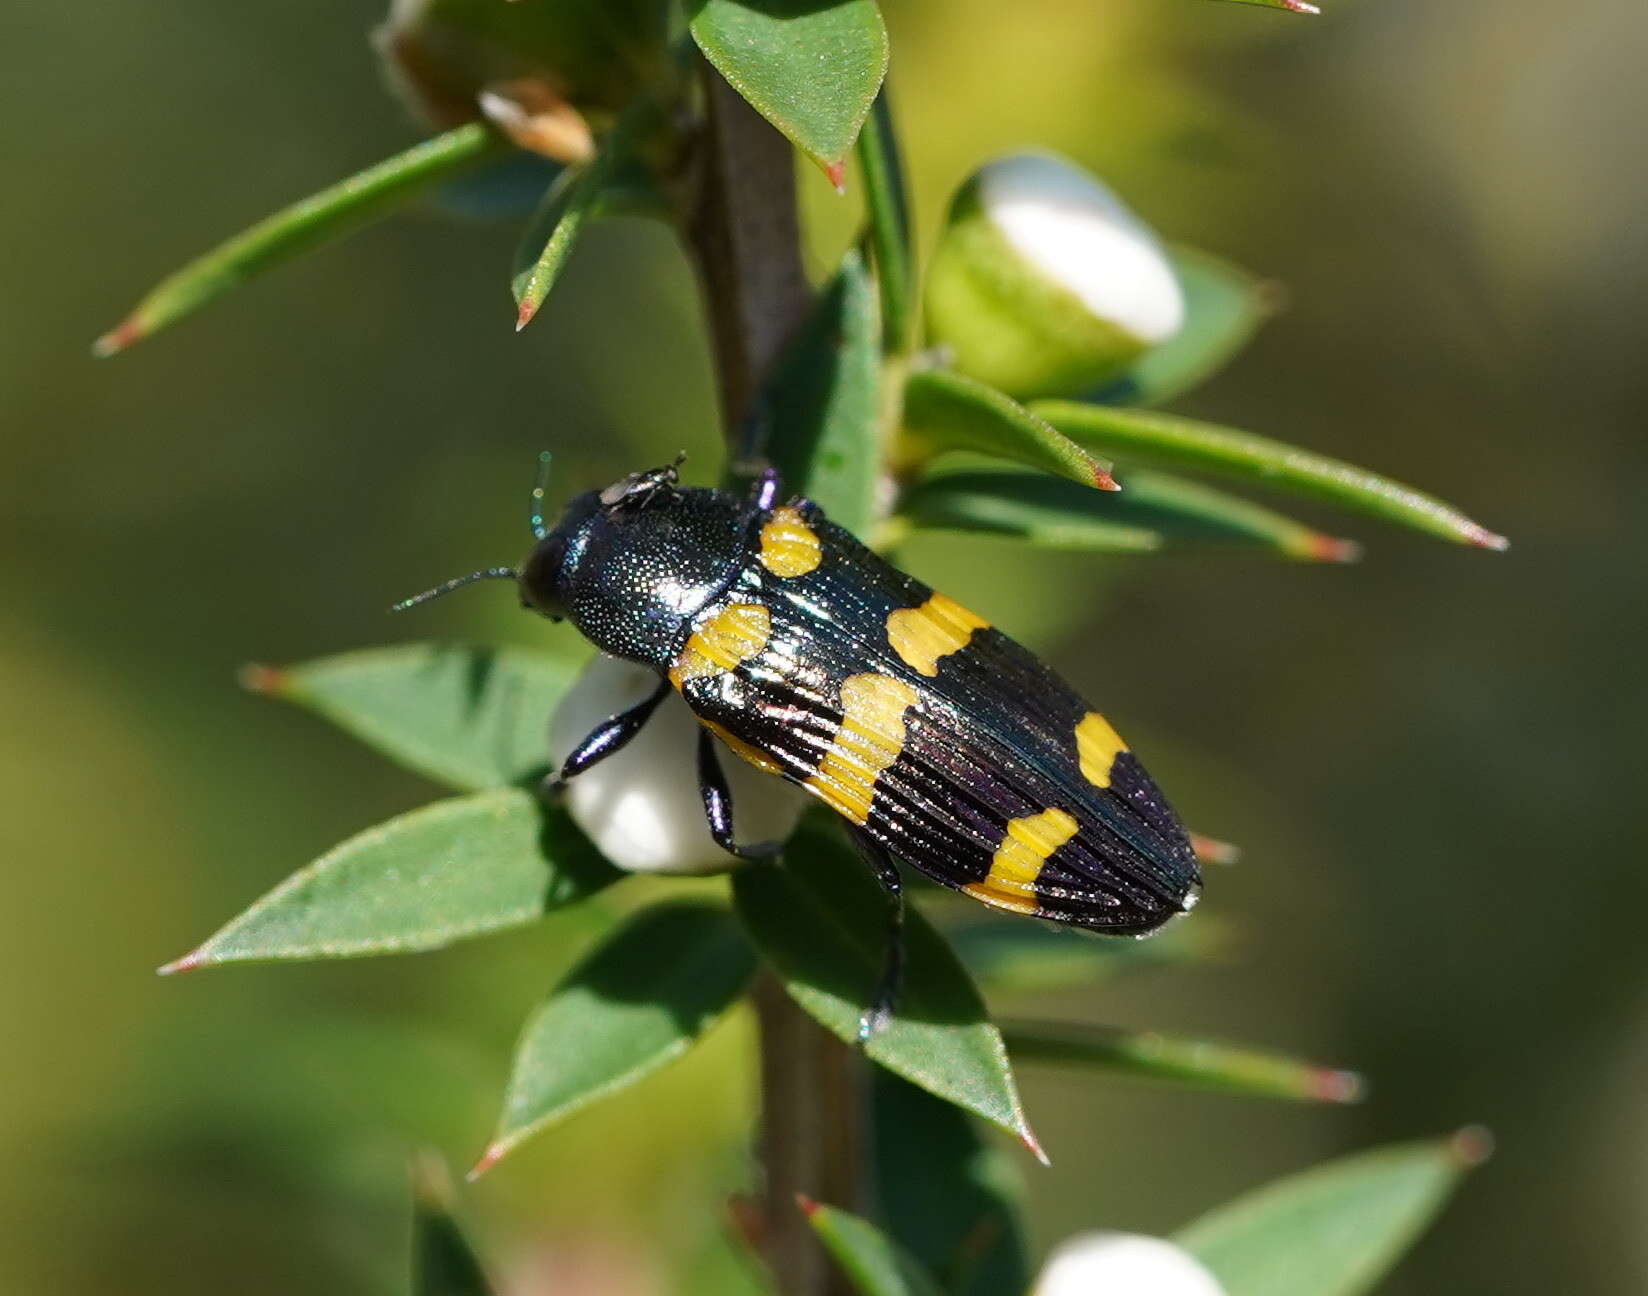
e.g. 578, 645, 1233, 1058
684, 65, 861, 1295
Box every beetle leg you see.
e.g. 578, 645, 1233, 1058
696, 728, 783, 860
847, 825, 905, 1044
541, 675, 670, 796
747, 465, 781, 512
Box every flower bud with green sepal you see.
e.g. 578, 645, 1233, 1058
924, 152, 1185, 400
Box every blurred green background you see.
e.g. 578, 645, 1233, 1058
4, 0, 1644, 1291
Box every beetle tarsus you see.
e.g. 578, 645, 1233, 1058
848, 825, 905, 1044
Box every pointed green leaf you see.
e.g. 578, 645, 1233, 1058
414, 1160, 497, 1296
1101, 248, 1275, 406
161, 788, 619, 971
902, 369, 1116, 491
1033, 400, 1508, 549
803, 1199, 945, 1296
899, 469, 1357, 561
1000, 1021, 1363, 1104
897, 470, 1159, 554
871, 1069, 1029, 1296
947, 914, 1227, 996
251, 642, 583, 791
731, 819, 1042, 1158
689, 0, 889, 172
766, 248, 883, 535
1176, 1131, 1492, 1296
1208, 0, 1320, 12
475, 902, 754, 1172
512, 99, 658, 329
95, 124, 504, 355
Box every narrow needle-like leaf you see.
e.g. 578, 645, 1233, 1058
856, 89, 914, 354
95, 123, 503, 355
1033, 400, 1507, 549
1208, 0, 1321, 13
902, 369, 1117, 491
1001, 1021, 1364, 1104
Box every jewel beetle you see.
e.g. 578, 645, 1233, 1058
396, 459, 1201, 1036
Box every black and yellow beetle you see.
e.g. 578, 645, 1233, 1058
397, 459, 1200, 1035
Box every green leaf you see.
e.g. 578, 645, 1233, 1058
1000, 1021, 1363, 1104
1176, 1130, 1493, 1296
413, 1159, 497, 1295
766, 248, 883, 535
1102, 247, 1275, 407
947, 914, 1227, 996
803, 1199, 945, 1296
856, 90, 914, 353
512, 98, 658, 330
688, 0, 890, 174
731, 818, 1042, 1158
474, 902, 754, 1173
160, 788, 619, 971
95, 124, 504, 355
871, 1069, 1029, 1296
901, 369, 1116, 490
1208, 0, 1321, 12
250, 642, 583, 791
1033, 400, 1508, 550
897, 470, 1159, 555
899, 469, 1358, 562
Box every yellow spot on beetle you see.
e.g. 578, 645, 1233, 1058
806, 672, 919, 825
670, 602, 770, 688
964, 807, 1079, 913
1075, 712, 1128, 788
886, 593, 988, 677
757, 506, 822, 578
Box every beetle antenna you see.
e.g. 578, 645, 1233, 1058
530, 451, 553, 540
390, 566, 518, 613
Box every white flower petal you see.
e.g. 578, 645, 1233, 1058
1033, 1231, 1227, 1296
548, 654, 807, 874
980, 152, 1184, 346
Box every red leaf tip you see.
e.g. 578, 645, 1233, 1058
92, 318, 144, 358
466, 1141, 508, 1181
157, 950, 205, 977
1464, 525, 1510, 552
794, 1193, 820, 1219
1449, 1125, 1495, 1167
822, 160, 846, 194
515, 300, 539, 333
1092, 465, 1121, 492
238, 662, 287, 695
1189, 832, 1242, 866
1310, 1067, 1366, 1104
1020, 1122, 1051, 1167
1306, 534, 1362, 564
1279, 0, 1321, 13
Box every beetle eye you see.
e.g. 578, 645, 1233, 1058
519, 534, 569, 619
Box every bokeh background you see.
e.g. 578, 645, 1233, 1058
4, 0, 1645, 1291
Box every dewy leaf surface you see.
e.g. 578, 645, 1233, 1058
1175, 1131, 1491, 1296
731, 818, 1042, 1158
476, 902, 754, 1172
689, 0, 889, 171
253, 642, 583, 791
162, 788, 619, 971
767, 248, 882, 536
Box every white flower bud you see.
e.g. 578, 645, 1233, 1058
548, 654, 808, 874
924, 152, 1185, 400
1033, 1231, 1227, 1296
